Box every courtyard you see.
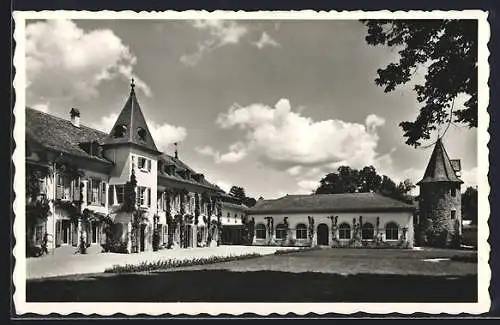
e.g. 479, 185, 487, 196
26, 247, 478, 302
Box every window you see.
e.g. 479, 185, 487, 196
91, 179, 100, 204
385, 222, 399, 240
113, 124, 127, 138
276, 223, 287, 240
115, 185, 124, 204
451, 187, 457, 197
339, 223, 351, 240
227, 212, 231, 223
56, 174, 71, 200
256, 223, 266, 239
451, 210, 457, 219
361, 222, 375, 240
137, 187, 151, 207
35, 225, 44, 245
296, 223, 307, 239
138, 157, 151, 172
137, 127, 147, 141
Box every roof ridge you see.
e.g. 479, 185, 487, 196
26, 107, 108, 137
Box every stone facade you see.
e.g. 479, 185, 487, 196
418, 183, 462, 247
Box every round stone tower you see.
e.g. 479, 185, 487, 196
417, 138, 463, 247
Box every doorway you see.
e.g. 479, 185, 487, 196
140, 224, 146, 252
61, 220, 71, 245
317, 223, 329, 246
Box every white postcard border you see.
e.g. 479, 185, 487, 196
12, 9, 491, 316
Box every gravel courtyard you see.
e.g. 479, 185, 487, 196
26, 245, 297, 279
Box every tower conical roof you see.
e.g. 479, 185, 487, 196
102, 79, 160, 154
417, 137, 463, 185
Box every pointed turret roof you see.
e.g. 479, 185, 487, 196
417, 137, 463, 185
102, 79, 160, 154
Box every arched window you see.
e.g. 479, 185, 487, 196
339, 223, 351, 240
362, 222, 374, 240
385, 222, 399, 240
276, 223, 287, 239
296, 223, 307, 239
113, 124, 127, 138
137, 127, 147, 141
255, 223, 266, 239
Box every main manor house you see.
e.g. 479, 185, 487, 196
24, 81, 465, 255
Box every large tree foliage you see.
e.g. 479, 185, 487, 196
315, 165, 415, 204
229, 185, 257, 207
462, 186, 478, 224
362, 19, 477, 147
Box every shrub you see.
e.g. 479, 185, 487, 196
105, 253, 262, 273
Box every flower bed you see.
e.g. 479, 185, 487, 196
273, 247, 321, 255
104, 253, 263, 274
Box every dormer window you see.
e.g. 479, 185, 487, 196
138, 156, 151, 172
137, 127, 147, 141
113, 124, 127, 138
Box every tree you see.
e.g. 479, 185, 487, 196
362, 20, 477, 147
229, 186, 246, 199
315, 165, 415, 204
462, 186, 478, 224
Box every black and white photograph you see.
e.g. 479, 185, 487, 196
12, 10, 490, 315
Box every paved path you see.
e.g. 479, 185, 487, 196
26, 246, 297, 279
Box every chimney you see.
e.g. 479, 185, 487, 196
70, 108, 80, 127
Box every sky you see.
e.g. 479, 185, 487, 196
25, 19, 479, 199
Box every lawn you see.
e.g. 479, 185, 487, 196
26, 248, 477, 302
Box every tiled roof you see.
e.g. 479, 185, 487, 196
249, 192, 415, 214
26, 107, 112, 164
418, 137, 463, 185
102, 83, 160, 154
158, 154, 221, 191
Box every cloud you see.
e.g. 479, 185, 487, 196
90, 113, 186, 151
461, 166, 478, 189
32, 102, 50, 113
217, 99, 385, 169
215, 99, 390, 194
214, 179, 231, 193
181, 20, 249, 66
196, 142, 248, 164
26, 19, 151, 101
253, 32, 280, 49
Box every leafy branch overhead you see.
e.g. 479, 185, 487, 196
361, 19, 477, 147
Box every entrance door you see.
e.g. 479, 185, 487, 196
140, 224, 146, 252
61, 220, 71, 245
317, 223, 329, 246
91, 222, 99, 244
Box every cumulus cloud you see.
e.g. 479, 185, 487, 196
253, 32, 280, 49
90, 113, 186, 151
217, 99, 385, 170
196, 142, 248, 164
180, 20, 248, 66
26, 19, 151, 101
32, 102, 50, 113
214, 99, 390, 194
461, 166, 478, 189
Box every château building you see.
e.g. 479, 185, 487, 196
25, 80, 245, 255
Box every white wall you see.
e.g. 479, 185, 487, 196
249, 211, 414, 247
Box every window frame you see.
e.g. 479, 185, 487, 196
255, 223, 266, 239
295, 223, 308, 239
361, 222, 375, 240
275, 223, 287, 240
339, 223, 351, 240
385, 222, 399, 241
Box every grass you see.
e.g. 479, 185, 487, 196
27, 270, 477, 302
27, 248, 478, 302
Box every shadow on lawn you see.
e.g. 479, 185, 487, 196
27, 270, 477, 303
